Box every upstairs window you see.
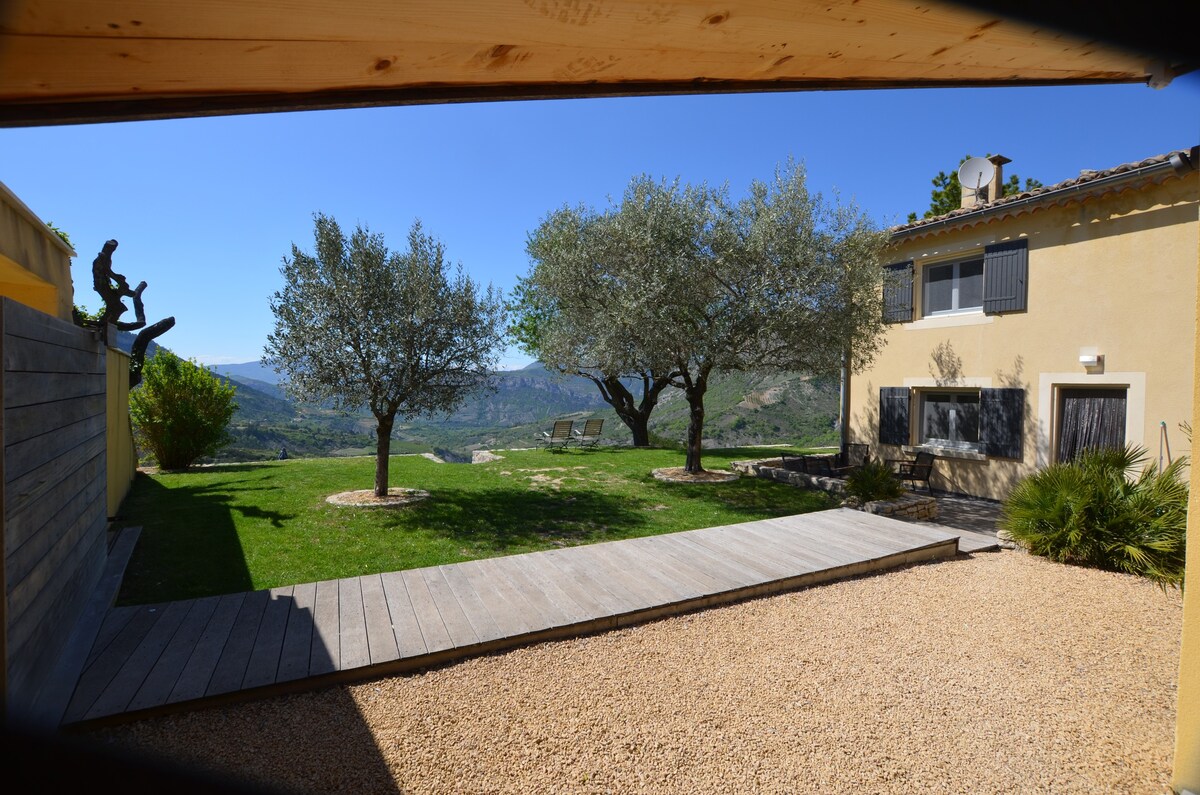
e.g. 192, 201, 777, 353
923, 258, 984, 316
881, 239, 1028, 323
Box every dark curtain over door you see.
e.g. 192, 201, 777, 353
1057, 388, 1127, 463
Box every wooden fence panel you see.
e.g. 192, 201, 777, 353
2, 298, 108, 716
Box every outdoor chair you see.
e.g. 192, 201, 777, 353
835, 443, 869, 474
890, 450, 936, 493
778, 452, 806, 472
573, 418, 604, 447
802, 455, 835, 477
537, 420, 575, 449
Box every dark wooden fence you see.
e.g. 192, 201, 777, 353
2, 298, 108, 716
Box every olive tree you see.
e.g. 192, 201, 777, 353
525, 163, 888, 473
510, 217, 678, 447
266, 214, 506, 496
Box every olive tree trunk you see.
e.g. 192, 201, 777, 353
681, 371, 710, 473
588, 371, 673, 447
374, 412, 396, 497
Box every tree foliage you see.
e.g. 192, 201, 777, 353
265, 214, 506, 496
130, 350, 238, 470
522, 162, 888, 472
905, 155, 1044, 223
512, 229, 678, 447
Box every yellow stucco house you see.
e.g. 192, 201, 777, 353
850, 146, 1200, 502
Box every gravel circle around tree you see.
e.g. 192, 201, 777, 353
651, 467, 739, 484
324, 488, 430, 508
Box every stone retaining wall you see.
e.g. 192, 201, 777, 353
729, 458, 847, 494
862, 492, 939, 521
730, 457, 938, 521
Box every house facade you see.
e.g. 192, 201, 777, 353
849, 147, 1199, 501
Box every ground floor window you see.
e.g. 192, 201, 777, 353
920, 391, 980, 450
878, 386, 1023, 459
1057, 387, 1127, 463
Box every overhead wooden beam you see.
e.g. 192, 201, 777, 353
0, 0, 1174, 127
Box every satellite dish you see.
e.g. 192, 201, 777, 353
958, 157, 996, 194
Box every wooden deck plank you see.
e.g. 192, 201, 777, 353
206, 589, 270, 696
338, 578, 371, 671
61, 509, 963, 725
83, 599, 192, 720
539, 548, 645, 616
65, 603, 166, 723
167, 592, 246, 704
596, 539, 709, 602
360, 574, 401, 665
682, 529, 801, 580
563, 543, 687, 606
726, 522, 851, 570
771, 513, 919, 556
471, 555, 570, 629
630, 535, 750, 593
505, 553, 592, 624
401, 568, 454, 653
647, 533, 767, 590
481, 555, 579, 629
456, 559, 541, 639
513, 550, 618, 619
420, 567, 481, 648
84, 605, 139, 668
775, 516, 933, 566
276, 582, 317, 683
309, 579, 340, 676
127, 596, 220, 712
436, 564, 505, 644
379, 571, 427, 659
241, 586, 295, 689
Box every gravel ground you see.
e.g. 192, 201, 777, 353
92, 551, 1183, 794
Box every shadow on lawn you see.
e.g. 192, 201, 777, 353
382, 486, 652, 552
116, 474, 295, 605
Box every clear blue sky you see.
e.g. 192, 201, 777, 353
2, 75, 1197, 368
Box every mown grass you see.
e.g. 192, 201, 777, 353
116, 446, 834, 605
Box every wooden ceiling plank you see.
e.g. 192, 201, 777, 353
0, 34, 1144, 102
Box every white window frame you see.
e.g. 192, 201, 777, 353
919, 390, 983, 452
922, 257, 984, 317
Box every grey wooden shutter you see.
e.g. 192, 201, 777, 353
882, 261, 914, 323
982, 240, 1028, 314
980, 388, 1024, 459
879, 387, 910, 446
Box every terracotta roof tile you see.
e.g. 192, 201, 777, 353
891, 147, 1197, 234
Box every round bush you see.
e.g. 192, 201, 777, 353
130, 350, 238, 470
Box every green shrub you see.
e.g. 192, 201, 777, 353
130, 350, 238, 470
1000, 445, 1187, 589
845, 457, 904, 502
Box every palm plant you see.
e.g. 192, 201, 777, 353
1000, 445, 1187, 589
845, 457, 905, 503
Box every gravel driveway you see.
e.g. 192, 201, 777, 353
93, 551, 1183, 794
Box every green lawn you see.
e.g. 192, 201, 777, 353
116, 446, 834, 605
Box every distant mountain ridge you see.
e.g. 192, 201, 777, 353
207, 360, 838, 462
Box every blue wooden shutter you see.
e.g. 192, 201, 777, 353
982, 240, 1028, 314
980, 388, 1024, 458
879, 387, 910, 445
882, 261, 914, 323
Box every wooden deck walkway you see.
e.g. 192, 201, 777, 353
59, 508, 963, 726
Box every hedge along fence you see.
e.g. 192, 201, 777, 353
2, 298, 109, 718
